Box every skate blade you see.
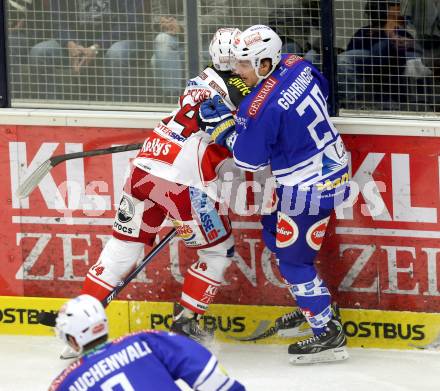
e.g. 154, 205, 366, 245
289, 347, 349, 365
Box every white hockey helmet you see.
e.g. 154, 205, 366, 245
209, 27, 241, 71
232, 25, 282, 82
55, 294, 108, 352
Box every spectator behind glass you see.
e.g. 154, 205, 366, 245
401, 0, 440, 66
340, 0, 431, 110
401, 0, 440, 74
7, 0, 49, 98
268, 3, 307, 57
150, 0, 229, 99
29, 0, 146, 101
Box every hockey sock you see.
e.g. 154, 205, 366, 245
81, 276, 113, 302
180, 264, 222, 314
289, 275, 332, 335
82, 237, 144, 302
280, 260, 332, 335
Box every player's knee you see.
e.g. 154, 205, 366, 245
195, 237, 235, 281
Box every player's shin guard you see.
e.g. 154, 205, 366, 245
179, 239, 234, 314
82, 237, 144, 301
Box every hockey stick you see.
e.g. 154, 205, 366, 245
17, 142, 143, 199
37, 229, 177, 327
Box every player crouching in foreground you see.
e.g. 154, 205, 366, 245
49, 295, 245, 390
200, 25, 350, 364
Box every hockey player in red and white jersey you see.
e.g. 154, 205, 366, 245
79, 28, 251, 346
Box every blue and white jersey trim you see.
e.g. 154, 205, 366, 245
193, 355, 239, 390
272, 137, 348, 187
233, 155, 269, 172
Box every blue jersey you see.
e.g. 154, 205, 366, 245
49, 330, 244, 391
233, 54, 348, 189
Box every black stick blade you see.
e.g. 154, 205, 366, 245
37, 311, 58, 327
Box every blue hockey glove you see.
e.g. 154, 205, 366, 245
207, 117, 237, 151
199, 95, 233, 130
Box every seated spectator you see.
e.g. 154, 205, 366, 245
401, 0, 440, 110
268, 1, 321, 66
268, 6, 306, 57
150, 0, 230, 99
7, 0, 48, 98
28, 0, 146, 101
339, 0, 432, 111
401, 0, 440, 73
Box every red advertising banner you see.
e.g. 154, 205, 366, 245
2, 124, 440, 312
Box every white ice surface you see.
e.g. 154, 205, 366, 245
0, 335, 439, 391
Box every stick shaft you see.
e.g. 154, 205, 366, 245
103, 229, 177, 306
17, 142, 143, 199
37, 229, 177, 327
51, 143, 143, 166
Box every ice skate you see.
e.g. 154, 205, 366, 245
288, 318, 349, 365
275, 304, 342, 337
273, 307, 313, 338
170, 303, 213, 344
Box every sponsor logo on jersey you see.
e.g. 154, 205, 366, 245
300, 308, 314, 318
284, 54, 303, 67
228, 77, 252, 96
173, 221, 196, 242
156, 123, 186, 143
244, 32, 262, 47
208, 80, 227, 98
117, 195, 135, 223
189, 188, 227, 243
186, 87, 212, 103
201, 284, 219, 304
248, 76, 278, 118
276, 212, 299, 248
113, 221, 134, 235
316, 173, 349, 191
199, 71, 208, 80
235, 116, 248, 129
306, 217, 330, 250
138, 133, 181, 165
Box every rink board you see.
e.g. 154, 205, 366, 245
3, 122, 440, 313
1, 296, 439, 351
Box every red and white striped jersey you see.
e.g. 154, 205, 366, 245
133, 66, 250, 201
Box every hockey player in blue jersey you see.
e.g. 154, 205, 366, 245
49, 294, 245, 390
200, 25, 350, 364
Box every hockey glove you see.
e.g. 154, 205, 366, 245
199, 95, 233, 131
206, 117, 237, 151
